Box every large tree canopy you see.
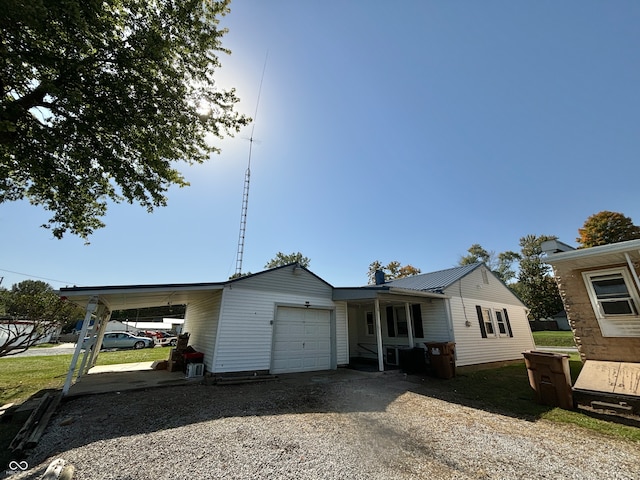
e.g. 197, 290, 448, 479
1, 0, 249, 239
576, 211, 640, 248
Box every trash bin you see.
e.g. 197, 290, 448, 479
399, 347, 427, 374
522, 350, 573, 410
425, 342, 456, 379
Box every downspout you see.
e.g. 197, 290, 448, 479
63, 296, 98, 395
374, 298, 384, 372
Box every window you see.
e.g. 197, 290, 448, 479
365, 312, 374, 336
583, 269, 639, 317
481, 308, 495, 336
385, 304, 424, 338
582, 267, 640, 337
475, 305, 513, 339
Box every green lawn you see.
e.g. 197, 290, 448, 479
0, 347, 170, 405
532, 330, 576, 347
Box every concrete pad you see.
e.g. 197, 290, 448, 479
67, 363, 198, 397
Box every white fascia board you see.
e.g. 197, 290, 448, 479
387, 287, 449, 299
544, 239, 640, 265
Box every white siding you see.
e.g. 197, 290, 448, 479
183, 291, 222, 372
443, 265, 535, 366
232, 265, 333, 298
212, 285, 346, 373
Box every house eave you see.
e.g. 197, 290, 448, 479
544, 239, 640, 270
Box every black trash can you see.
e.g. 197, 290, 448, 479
425, 342, 456, 379
399, 347, 427, 374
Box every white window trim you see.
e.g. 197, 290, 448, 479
365, 311, 374, 337
392, 305, 409, 337
582, 267, 640, 338
494, 309, 509, 337
481, 307, 497, 338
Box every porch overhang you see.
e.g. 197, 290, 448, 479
332, 286, 449, 302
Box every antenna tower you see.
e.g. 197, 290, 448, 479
235, 54, 268, 276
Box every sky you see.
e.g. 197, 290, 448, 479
2, 1, 640, 291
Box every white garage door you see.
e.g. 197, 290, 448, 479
272, 307, 332, 374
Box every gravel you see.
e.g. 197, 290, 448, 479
9, 370, 640, 480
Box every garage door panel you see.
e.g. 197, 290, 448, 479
272, 307, 332, 374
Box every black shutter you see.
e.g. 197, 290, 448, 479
503, 308, 513, 337
411, 304, 424, 338
386, 306, 395, 337
476, 305, 488, 338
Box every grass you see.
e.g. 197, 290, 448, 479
0, 347, 170, 405
532, 330, 576, 347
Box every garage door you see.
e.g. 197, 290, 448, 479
272, 307, 332, 374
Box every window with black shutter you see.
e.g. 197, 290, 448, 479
412, 304, 424, 338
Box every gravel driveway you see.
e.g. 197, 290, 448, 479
10, 369, 640, 480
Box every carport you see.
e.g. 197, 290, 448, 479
59, 282, 224, 395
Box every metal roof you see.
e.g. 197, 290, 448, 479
383, 263, 483, 292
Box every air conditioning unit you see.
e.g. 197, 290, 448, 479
386, 347, 399, 366
186, 362, 204, 378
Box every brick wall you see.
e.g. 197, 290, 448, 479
553, 263, 640, 363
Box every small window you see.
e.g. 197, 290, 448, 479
365, 312, 374, 336
495, 310, 508, 336
590, 274, 636, 315
582, 267, 640, 337
394, 306, 408, 336
481, 308, 496, 336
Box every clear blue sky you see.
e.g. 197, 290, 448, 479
2, 1, 640, 290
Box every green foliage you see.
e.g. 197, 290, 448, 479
576, 211, 640, 248
367, 260, 421, 284
0, 280, 83, 356
515, 234, 564, 321
0, 0, 249, 239
265, 252, 311, 269
459, 244, 520, 283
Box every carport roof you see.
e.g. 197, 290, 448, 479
58, 282, 225, 311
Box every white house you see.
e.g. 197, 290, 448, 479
58, 262, 534, 393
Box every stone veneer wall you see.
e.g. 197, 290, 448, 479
552, 262, 640, 363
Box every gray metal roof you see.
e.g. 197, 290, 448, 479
383, 262, 483, 292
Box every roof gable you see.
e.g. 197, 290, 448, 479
384, 263, 483, 293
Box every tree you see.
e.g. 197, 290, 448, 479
367, 261, 421, 284
1, 0, 249, 240
511, 235, 564, 321
576, 211, 640, 248
265, 252, 311, 269
459, 244, 520, 283
0, 280, 83, 356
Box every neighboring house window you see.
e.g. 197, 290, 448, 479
365, 311, 374, 336
386, 304, 424, 338
475, 305, 513, 339
582, 267, 640, 337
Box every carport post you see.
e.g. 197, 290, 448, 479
63, 296, 99, 395
374, 299, 384, 372
405, 302, 414, 348
87, 306, 111, 370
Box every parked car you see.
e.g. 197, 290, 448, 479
83, 332, 155, 350
153, 331, 178, 347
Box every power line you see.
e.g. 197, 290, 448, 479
0, 268, 78, 286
